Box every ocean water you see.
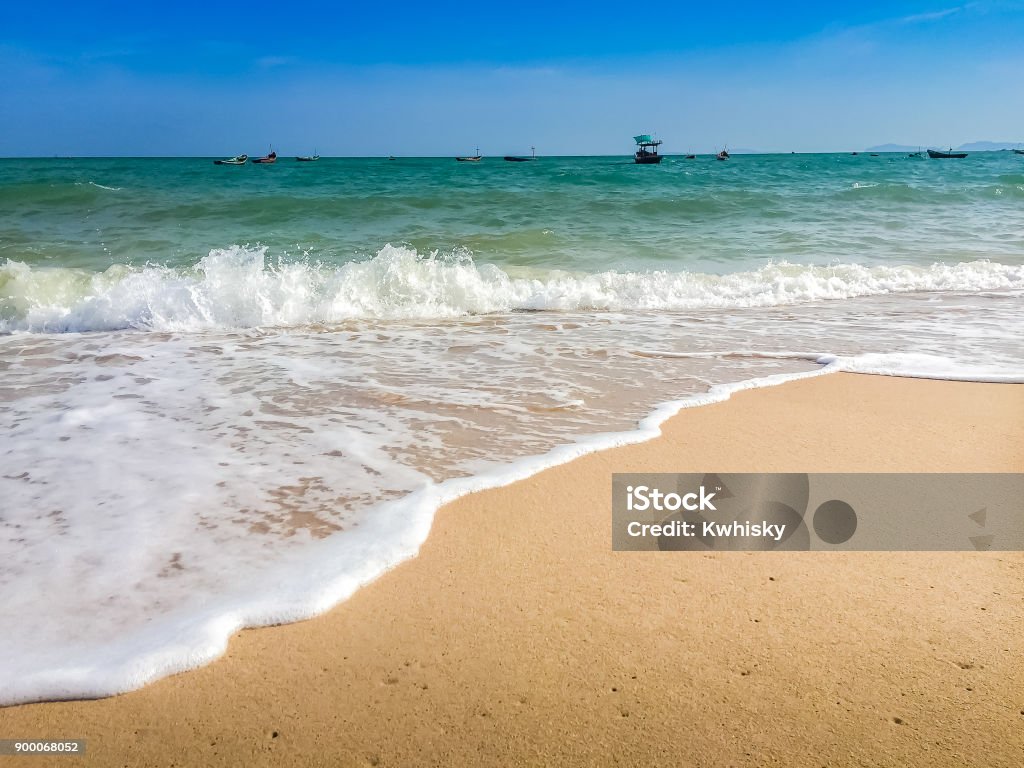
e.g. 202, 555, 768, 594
1, 153, 1023, 704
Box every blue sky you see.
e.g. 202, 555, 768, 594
1, 1, 1022, 155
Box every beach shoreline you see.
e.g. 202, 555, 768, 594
1, 372, 1022, 767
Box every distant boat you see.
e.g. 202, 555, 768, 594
869, 153, 880, 157
388, 155, 396, 160
634, 134, 663, 164
851, 152, 859, 155
684, 154, 696, 159
716, 149, 729, 161
214, 154, 247, 165
456, 147, 482, 162
252, 150, 278, 164
927, 148, 967, 159
296, 150, 320, 162
504, 146, 537, 162
1014, 149, 1024, 155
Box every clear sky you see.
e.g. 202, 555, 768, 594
1, 1, 1022, 155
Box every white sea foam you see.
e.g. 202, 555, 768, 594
1, 287, 1022, 705
818, 352, 1024, 383
3, 244, 1023, 333
74, 181, 123, 191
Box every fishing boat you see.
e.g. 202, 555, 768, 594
252, 150, 278, 164
633, 135, 663, 164
927, 148, 967, 159
684, 154, 696, 159
716, 149, 730, 161
296, 150, 320, 162
504, 146, 537, 162
213, 154, 247, 165
456, 147, 482, 162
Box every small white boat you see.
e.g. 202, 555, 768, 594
214, 154, 248, 165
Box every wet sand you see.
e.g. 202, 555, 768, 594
1, 373, 1022, 767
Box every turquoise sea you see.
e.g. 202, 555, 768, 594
1, 153, 1022, 704
3, 153, 1024, 280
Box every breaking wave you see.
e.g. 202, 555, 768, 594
2, 244, 1023, 333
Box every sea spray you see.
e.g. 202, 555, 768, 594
2, 246, 1022, 333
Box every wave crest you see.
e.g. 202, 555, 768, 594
2, 245, 1022, 333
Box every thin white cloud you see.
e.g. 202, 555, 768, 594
898, 5, 970, 24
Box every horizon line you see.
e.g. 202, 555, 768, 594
3, 147, 1023, 160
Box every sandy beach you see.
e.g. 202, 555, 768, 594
1, 372, 1022, 767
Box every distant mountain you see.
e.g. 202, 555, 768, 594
955, 141, 1023, 151
866, 141, 1023, 152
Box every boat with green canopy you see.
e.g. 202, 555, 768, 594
633, 135, 663, 164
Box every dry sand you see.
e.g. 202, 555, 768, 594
1, 373, 1022, 767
